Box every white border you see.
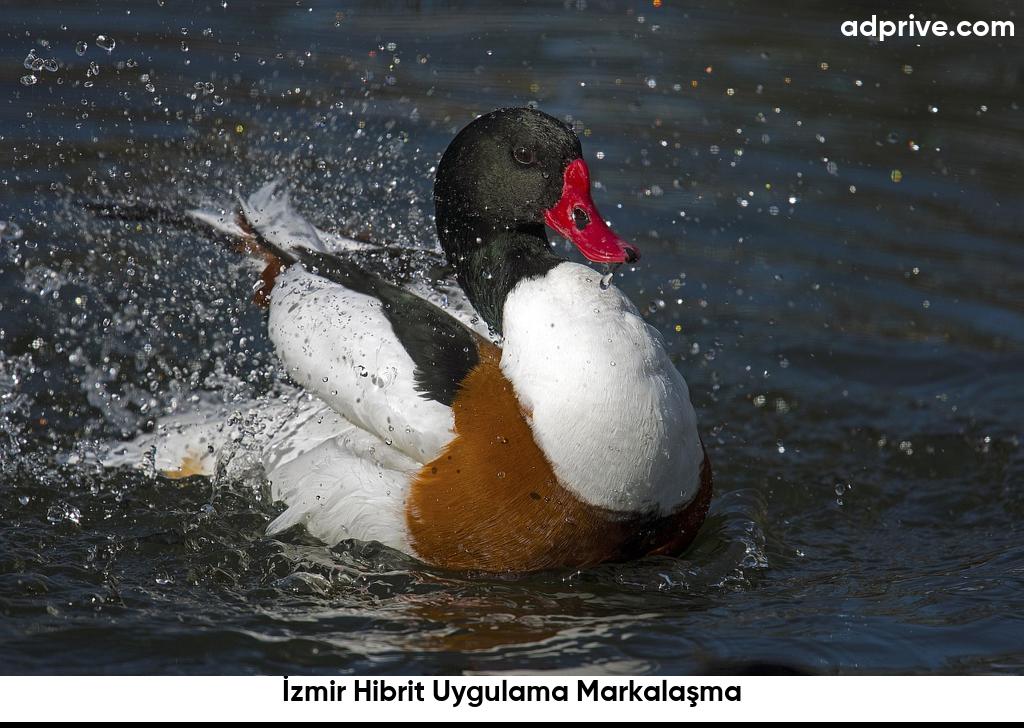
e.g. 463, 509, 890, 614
2, 675, 1021, 722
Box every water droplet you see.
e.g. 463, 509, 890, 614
0, 221, 24, 241
46, 503, 82, 525
96, 34, 116, 52
20, 74, 37, 86
75, 41, 88, 56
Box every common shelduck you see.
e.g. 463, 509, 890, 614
103, 107, 712, 572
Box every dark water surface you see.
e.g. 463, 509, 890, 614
2, 1, 1023, 674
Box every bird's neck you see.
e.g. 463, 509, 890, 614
439, 220, 562, 335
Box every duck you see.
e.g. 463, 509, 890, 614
103, 107, 712, 572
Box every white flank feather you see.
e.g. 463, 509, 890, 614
267, 266, 455, 464
264, 418, 416, 550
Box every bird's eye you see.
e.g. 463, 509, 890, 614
513, 145, 537, 166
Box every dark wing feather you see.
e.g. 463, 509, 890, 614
294, 249, 480, 407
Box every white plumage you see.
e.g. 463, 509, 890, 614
501, 263, 702, 514
267, 266, 455, 464
261, 403, 417, 549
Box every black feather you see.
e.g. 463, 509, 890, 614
294, 249, 480, 407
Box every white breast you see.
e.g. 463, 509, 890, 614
500, 262, 703, 515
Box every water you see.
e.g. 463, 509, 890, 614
2, 0, 1023, 674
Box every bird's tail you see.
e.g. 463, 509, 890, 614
86, 178, 380, 307
192, 179, 377, 306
